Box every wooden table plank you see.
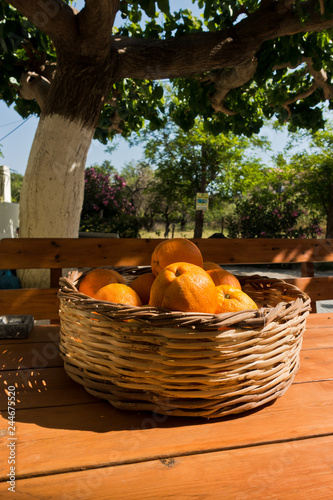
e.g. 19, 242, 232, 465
2, 435, 332, 499
285, 276, 333, 301
302, 327, 333, 350
1, 341, 62, 371
0, 325, 60, 345
305, 313, 333, 328
1, 380, 332, 481
0, 314, 332, 495
0, 367, 96, 411
296, 350, 333, 383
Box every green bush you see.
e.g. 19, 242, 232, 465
226, 192, 323, 238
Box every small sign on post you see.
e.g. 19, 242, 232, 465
196, 193, 209, 211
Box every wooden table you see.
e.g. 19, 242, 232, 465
1, 313, 332, 499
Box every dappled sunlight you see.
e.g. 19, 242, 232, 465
0, 370, 49, 410
270, 239, 333, 264
196, 238, 333, 266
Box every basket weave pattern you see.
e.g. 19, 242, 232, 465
58, 268, 311, 418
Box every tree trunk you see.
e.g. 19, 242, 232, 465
164, 219, 171, 238
194, 210, 204, 238
20, 114, 93, 237
193, 145, 208, 238
180, 212, 187, 232
17, 28, 115, 286
18, 114, 94, 287
326, 183, 333, 238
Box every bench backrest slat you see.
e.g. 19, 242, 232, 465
0, 238, 332, 269
0, 288, 59, 320
0, 238, 332, 319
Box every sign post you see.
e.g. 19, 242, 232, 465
196, 193, 209, 211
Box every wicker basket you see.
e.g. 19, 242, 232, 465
58, 267, 311, 419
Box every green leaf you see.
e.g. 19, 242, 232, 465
157, 0, 169, 14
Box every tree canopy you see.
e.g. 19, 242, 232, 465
1, 0, 333, 141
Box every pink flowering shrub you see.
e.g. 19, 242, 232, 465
227, 192, 323, 238
80, 167, 139, 237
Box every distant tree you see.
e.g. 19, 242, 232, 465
10, 171, 23, 203
119, 161, 155, 219
136, 119, 270, 237
282, 127, 333, 237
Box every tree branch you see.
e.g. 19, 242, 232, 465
209, 58, 258, 114
6, 0, 78, 45
273, 56, 333, 103
282, 83, 318, 117
7, 0, 333, 120
19, 71, 51, 111
77, 0, 120, 58
305, 57, 333, 99
114, 0, 333, 79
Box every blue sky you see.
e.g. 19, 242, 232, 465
0, 102, 147, 175
0, 0, 292, 176
0, 100, 291, 176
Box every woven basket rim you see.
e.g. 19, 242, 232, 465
58, 266, 311, 330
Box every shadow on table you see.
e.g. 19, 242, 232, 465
1, 331, 277, 433
0, 358, 277, 434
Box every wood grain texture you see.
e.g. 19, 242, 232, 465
1, 436, 332, 499
284, 277, 333, 301
0, 381, 332, 481
1, 340, 62, 371
0, 326, 331, 479
0, 288, 59, 320
0, 325, 60, 345
306, 312, 333, 327
0, 316, 331, 497
1, 238, 332, 268
0, 367, 96, 411
296, 350, 333, 383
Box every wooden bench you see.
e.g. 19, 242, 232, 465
0, 237, 332, 319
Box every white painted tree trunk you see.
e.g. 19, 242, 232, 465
19, 114, 94, 287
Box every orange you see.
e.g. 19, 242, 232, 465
130, 272, 155, 305
78, 268, 125, 297
206, 268, 241, 289
151, 238, 203, 277
149, 262, 217, 313
94, 283, 143, 306
203, 261, 222, 271
215, 285, 258, 314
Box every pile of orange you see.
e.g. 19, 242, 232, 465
78, 238, 258, 314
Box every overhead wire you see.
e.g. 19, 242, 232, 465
0, 119, 25, 128
0, 116, 32, 142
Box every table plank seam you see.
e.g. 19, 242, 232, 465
0, 400, 102, 413
293, 378, 333, 384
1, 431, 333, 484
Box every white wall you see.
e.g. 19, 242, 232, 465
0, 202, 19, 239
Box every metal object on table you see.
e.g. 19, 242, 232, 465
0, 315, 34, 339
